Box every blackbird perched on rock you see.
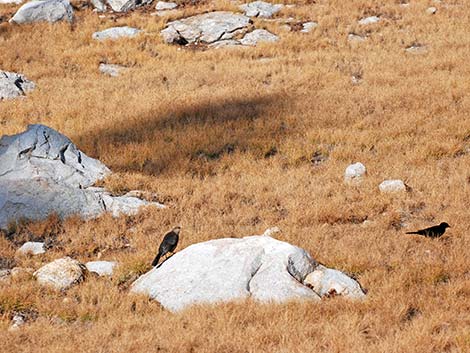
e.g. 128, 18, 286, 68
152, 226, 181, 267
406, 222, 450, 238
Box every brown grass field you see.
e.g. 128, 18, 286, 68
1, 0, 470, 351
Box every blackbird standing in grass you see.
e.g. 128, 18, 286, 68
152, 226, 181, 267
406, 222, 450, 238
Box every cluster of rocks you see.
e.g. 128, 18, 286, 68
131, 229, 365, 312
0, 124, 164, 230
344, 162, 407, 193
0, 70, 35, 100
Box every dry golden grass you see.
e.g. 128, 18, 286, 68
2, 0, 470, 351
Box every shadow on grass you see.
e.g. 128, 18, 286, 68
76, 93, 289, 176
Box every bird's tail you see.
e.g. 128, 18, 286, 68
151, 253, 161, 267
406, 231, 419, 234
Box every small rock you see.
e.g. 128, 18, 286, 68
0, 0, 23, 4
399, 3, 410, 7
85, 261, 117, 276
34, 257, 84, 290
240, 29, 279, 46
0, 269, 11, 282
155, 1, 177, 10
9, 0, 73, 24
0, 70, 36, 100
99, 63, 125, 77
91, 0, 106, 12
406, 44, 427, 54
106, 0, 152, 12
344, 162, 366, 182
426, 6, 437, 14
92, 26, 142, 41
8, 314, 25, 332
351, 74, 362, 85
348, 33, 366, 42
304, 265, 366, 299
300, 21, 317, 33
358, 16, 380, 25
240, 1, 283, 18
379, 179, 406, 193
16, 242, 46, 256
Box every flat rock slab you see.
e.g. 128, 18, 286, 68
106, 0, 152, 12
10, 0, 73, 24
240, 1, 283, 18
161, 11, 251, 45
0, 124, 164, 229
300, 21, 317, 33
16, 241, 45, 255
34, 257, 84, 290
131, 234, 320, 311
92, 26, 142, 41
85, 261, 116, 276
304, 265, 366, 299
240, 29, 279, 46
0, 70, 35, 100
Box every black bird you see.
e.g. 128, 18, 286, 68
152, 226, 181, 267
406, 222, 450, 238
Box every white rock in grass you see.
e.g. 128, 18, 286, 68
131, 232, 321, 312
240, 29, 279, 46
106, 0, 152, 12
34, 257, 84, 290
85, 261, 116, 276
358, 16, 380, 25
0, 70, 35, 100
99, 63, 125, 77
239, 1, 283, 18
155, 1, 177, 10
379, 179, 406, 193
344, 162, 366, 182
426, 6, 437, 15
0, 0, 23, 4
348, 33, 366, 42
9, 0, 73, 24
304, 265, 365, 299
8, 314, 25, 331
92, 26, 142, 41
16, 242, 45, 256
91, 0, 106, 12
300, 21, 317, 33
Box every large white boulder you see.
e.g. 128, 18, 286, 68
131, 232, 365, 312
9, 0, 73, 24
0, 125, 164, 229
34, 257, 84, 290
0, 70, 35, 100
161, 11, 251, 45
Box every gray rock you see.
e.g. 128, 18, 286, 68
344, 162, 366, 182
85, 260, 116, 276
9, 0, 73, 24
155, 0, 176, 10
8, 314, 26, 331
0, 125, 164, 229
379, 179, 406, 193
161, 11, 251, 45
405, 44, 427, 54
426, 6, 437, 14
304, 265, 366, 299
99, 63, 125, 77
0, 124, 109, 188
34, 257, 84, 290
300, 21, 317, 33
240, 1, 283, 18
106, 0, 151, 12
131, 232, 322, 312
91, 0, 106, 12
0, 70, 35, 100
240, 29, 279, 46
16, 241, 45, 256
92, 26, 142, 41
358, 16, 380, 25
